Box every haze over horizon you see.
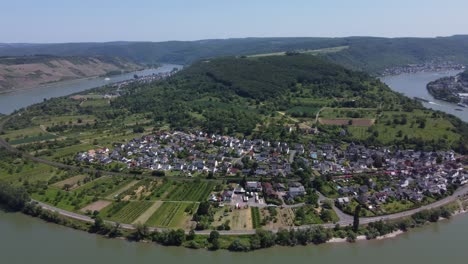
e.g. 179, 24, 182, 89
1, 0, 468, 43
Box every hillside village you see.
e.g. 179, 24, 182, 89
76, 131, 467, 211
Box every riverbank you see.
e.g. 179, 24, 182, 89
9, 194, 463, 252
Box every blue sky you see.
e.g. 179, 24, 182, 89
1, 0, 467, 43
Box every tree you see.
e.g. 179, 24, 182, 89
187, 229, 196, 240
353, 205, 361, 232
130, 223, 150, 241
209, 230, 220, 250
108, 223, 123, 238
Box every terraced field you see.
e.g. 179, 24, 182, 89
101, 201, 153, 224
145, 202, 197, 228
164, 181, 215, 202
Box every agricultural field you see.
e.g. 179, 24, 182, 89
213, 206, 253, 230
260, 207, 295, 230
31, 114, 97, 127
100, 201, 154, 224
115, 179, 161, 201
251, 207, 262, 228
286, 106, 319, 117
80, 200, 112, 213
319, 108, 378, 119
80, 99, 110, 108
31, 188, 97, 212
74, 176, 135, 198
0, 151, 66, 185
164, 181, 215, 202
319, 118, 374, 126
145, 202, 198, 228
0, 126, 58, 145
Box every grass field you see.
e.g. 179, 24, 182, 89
145, 202, 197, 228
74, 176, 134, 198
31, 188, 96, 212
52, 174, 88, 189
31, 114, 96, 127
349, 110, 461, 144
81, 99, 109, 108
0, 159, 64, 185
164, 181, 215, 202
101, 201, 154, 224
320, 108, 378, 119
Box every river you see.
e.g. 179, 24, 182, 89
381, 70, 468, 122
1, 211, 467, 263
1, 70, 467, 262
0, 64, 181, 115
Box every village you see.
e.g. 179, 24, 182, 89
76, 131, 467, 214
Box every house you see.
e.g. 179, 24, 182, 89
337, 197, 350, 205
287, 186, 306, 199
245, 181, 263, 192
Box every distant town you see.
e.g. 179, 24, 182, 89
381, 61, 465, 76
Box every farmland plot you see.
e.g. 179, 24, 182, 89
164, 181, 215, 202
145, 202, 196, 228
101, 201, 153, 224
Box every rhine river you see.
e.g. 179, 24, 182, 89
0, 64, 181, 114
0, 70, 467, 262
1, 211, 467, 263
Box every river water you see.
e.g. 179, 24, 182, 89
1, 70, 467, 262
1, 211, 467, 263
0, 64, 181, 115
381, 70, 468, 122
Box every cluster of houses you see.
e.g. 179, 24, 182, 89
76, 131, 467, 206
76, 131, 295, 177
334, 150, 467, 209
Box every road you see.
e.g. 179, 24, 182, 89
2, 115, 468, 235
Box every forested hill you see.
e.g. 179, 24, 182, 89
111, 54, 468, 153
6, 54, 467, 152
2, 35, 468, 74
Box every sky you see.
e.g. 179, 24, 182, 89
1, 0, 467, 43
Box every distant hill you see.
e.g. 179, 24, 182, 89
0, 55, 142, 92
1, 36, 468, 74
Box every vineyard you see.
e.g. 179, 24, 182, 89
101, 201, 153, 224
164, 181, 215, 202
251, 207, 262, 228
145, 202, 197, 227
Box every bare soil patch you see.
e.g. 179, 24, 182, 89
80, 200, 112, 212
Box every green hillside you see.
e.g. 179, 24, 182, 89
4, 54, 467, 153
